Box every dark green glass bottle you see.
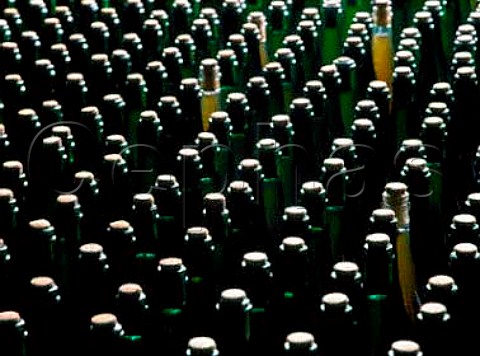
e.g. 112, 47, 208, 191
246, 76, 271, 144
215, 288, 252, 356
73, 243, 112, 337
48, 43, 71, 93
2, 75, 27, 137
351, 118, 384, 212
176, 148, 204, 228
131, 192, 160, 259
29, 136, 68, 218
227, 33, 249, 83
302, 81, 329, 173
19, 31, 41, 78
151, 257, 188, 356
175, 34, 196, 79
200, 7, 221, 48
318, 64, 344, 140
111, 49, 132, 93
0, 41, 21, 78
182, 226, 216, 336
55, 6, 75, 39
51, 125, 76, 178
365, 229, 418, 356
390, 66, 418, 153
27, 59, 59, 106
52, 193, 84, 287
115, 283, 149, 356
0, 239, 16, 311
63, 72, 89, 124
0, 188, 18, 247
465, 192, 480, 223
448, 242, 480, 355
195, 131, 218, 196
88, 54, 113, 107
0, 125, 11, 169
10, 108, 42, 167
144, 61, 168, 110
239, 251, 274, 355
178, 78, 203, 145
98, 153, 132, 223
225, 92, 249, 164
273, 237, 314, 338
270, 115, 296, 207
102, 220, 137, 286
192, 18, 214, 62
282, 34, 306, 90
320, 0, 344, 66
20, 219, 58, 282
121, 32, 144, 73
316, 292, 358, 356
267, 0, 290, 60
414, 302, 452, 355
24, 276, 65, 356
449, 66, 480, 203
202, 192, 232, 284
88, 313, 125, 356
255, 138, 284, 240
320, 157, 347, 262
222, 0, 245, 39
141, 19, 163, 65
75, 107, 104, 173
88, 21, 110, 56
241, 22, 263, 78
39, 100, 62, 130
2, 9, 20, 41
226, 179, 267, 254
67, 33, 91, 75
0, 311, 28, 356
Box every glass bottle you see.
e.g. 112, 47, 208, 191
151, 257, 189, 356
239, 251, 274, 355
371, 0, 393, 89
317, 292, 358, 356
320, 0, 344, 65
200, 58, 221, 132
320, 157, 347, 262
102, 220, 137, 286
114, 283, 149, 355
87, 313, 125, 356
414, 302, 452, 355
255, 138, 284, 239
215, 288, 252, 356
24, 276, 65, 356
381, 182, 418, 323
274, 237, 314, 340
0, 311, 28, 356
176, 148, 204, 228
182, 227, 216, 336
